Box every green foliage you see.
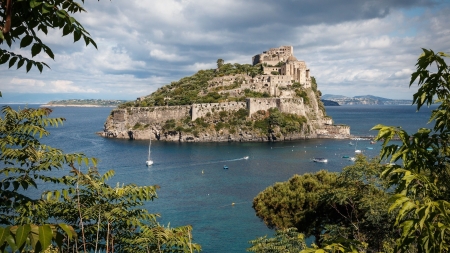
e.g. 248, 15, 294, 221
247, 228, 307, 253
253, 170, 339, 243
123, 63, 264, 108
371, 49, 450, 253
234, 108, 248, 120
253, 157, 393, 251
311, 77, 318, 92
0, 105, 201, 252
133, 122, 143, 130
0, 0, 97, 72
253, 119, 269, 133
268, 108, 307, 135
244, 89, 270, 98
295, 89, 310, 104
163, 119, 176, 131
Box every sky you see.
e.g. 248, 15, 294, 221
1, 0, 450, 103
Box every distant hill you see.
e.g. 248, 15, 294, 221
43, 99, 129, 107
321, 94, 412, 105
321, 99, 340, 106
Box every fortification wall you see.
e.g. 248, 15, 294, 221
279, 98, 305, 116
108, 106, 191, 131
246, 98, 280, 115
192, 102, 247, 121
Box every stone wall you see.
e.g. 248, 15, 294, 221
191, 102, 247, 121
246, 98, 280, 116
279, 98, 305, 116
108, 106, 191, 130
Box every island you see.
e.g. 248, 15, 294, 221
100, 46, 350, 142
42, 99, 129, 107
321, 94, 412, 105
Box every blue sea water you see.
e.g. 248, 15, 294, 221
0, 104, 438, 252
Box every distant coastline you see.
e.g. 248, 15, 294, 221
41, 99, 128, 108
40, 104, 117, 108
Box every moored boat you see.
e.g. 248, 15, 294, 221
313, 158, 328, 163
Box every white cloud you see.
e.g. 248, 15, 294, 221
1, 0, 449, 102
150, 49, 185, 62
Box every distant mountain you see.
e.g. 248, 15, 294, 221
321, 99, 340, 106
321, 94, 412, 105
321, 94, 349, 100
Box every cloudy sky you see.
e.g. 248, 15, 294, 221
1, 0, 449, 103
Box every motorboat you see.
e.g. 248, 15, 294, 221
313, 158, 328, 163
223, 165, 229, 169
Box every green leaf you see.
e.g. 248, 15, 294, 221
17, 58, 25, 69
73, 30, 81, 42
20, 35, 33, 48
31, 43, 42, 57
62, 24, 71, 36
38, 225, 52, 252
26, 60, 33, 73
30, 0, 43, 8
0, 53, 10, 64
58, 224, 75, 239
8, 57, 18, 68
0, 30, 4, 41
0, 227, 10, 246
44, 46, 55, 59
5, 234, 17, 252
15, 225, 31, 249
36, 62, 43, 73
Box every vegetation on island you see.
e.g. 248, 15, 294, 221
249, 49, 450, 253
118, 62, 266, 108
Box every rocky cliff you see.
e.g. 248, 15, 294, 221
100, 46, 351, 142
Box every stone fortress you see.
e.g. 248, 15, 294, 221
102, 46, 350, 141
208, 46, 311, 98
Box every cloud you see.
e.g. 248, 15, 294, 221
0, 0, 449, 102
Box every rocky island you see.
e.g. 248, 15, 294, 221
101, 46, 350, 142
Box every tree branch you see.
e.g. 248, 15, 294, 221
2, 0, 12, 34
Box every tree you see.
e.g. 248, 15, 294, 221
371, 49, 450, 253
0, 0, 97, 72
0, 105, 201, 252
217, 58, 224, 69
252, 170, 339, 246
252, 157, 393, 251
248, 228, 307, 253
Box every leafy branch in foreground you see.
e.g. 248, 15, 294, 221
371, 49, 450, 253
0, 0, 98, 72
0, 105, 201, 252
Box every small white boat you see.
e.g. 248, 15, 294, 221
355, 149, 362, 153
349, 142, 354, 146
349, 157, 356, 161
146, 136, 153, 166
313, 158, 328, 163
243, 156, 249, 159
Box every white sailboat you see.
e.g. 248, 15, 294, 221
146, 137, 153, 166
354, 141, 361, 154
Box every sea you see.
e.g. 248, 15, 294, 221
0, 103, 438, 252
